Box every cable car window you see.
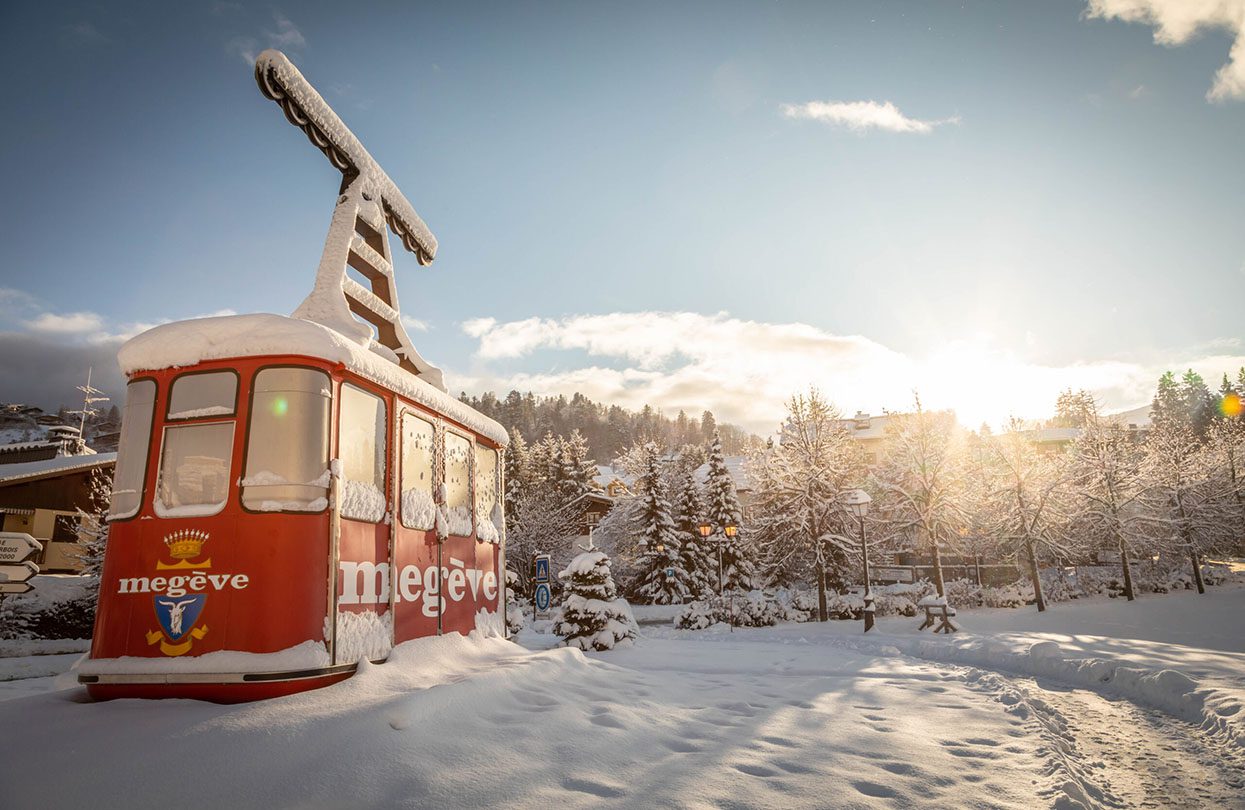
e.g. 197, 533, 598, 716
155, 422, 235, 517
167, 371, 237, 420
400, 412, 435, 530
444, 432, 472, 536
242, 368, 331, 512
475, 445, 500, 543
108, 379, 156, 520
339, 384, 387, 522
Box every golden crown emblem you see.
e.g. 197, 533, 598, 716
164, 529, 208, 560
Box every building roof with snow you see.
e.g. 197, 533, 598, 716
692, 455, 752, 494
0, 453, 116, 486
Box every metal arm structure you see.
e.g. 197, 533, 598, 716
255, 49, 446, 391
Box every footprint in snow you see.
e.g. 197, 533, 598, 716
734, 763, 779, 778
852, 781, 898, 798
562, 777, 626, 798
590, 713, 626, 729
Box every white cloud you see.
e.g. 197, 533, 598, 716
24, 311, 104, 333
401, 315, 431, 332
267, 13, 306, 50
456, 311, 1245, 434
227, 11, 306, 66
1086, 0, 1245, 102
781, 100, 959, 134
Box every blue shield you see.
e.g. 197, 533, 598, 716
153, 594, 206, 641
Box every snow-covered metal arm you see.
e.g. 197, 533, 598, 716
255, 49, 437, 264
254, 49, 446, 391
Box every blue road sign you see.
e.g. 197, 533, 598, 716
534, 555, 550, 583
665, 567, 676, 577
534, 583, 551, 612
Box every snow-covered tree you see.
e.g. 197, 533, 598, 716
1208, 375, 1245, 545
505, 487, 579, 597
703, 430, 755, 591
1141, 422, 1234, 594
671, 468, 714, 598
984, 421, 1072, 612
874, 395, 968, 598
1068, 402, 1150, 600
73, 467, 112, 604
631, 443, 692, 604
503, 428, 530, 537
557, 429, 598, 503
747, 391, 865, 620
553, 545, 638, 651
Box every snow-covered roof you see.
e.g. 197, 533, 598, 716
693, 455, 752, 492
836, 412, 893, 441
0, 453, 116, 485
1021, 427, 1082, 443
1106, 403, 1152, 428
117, 314, 508, 446
592, 465, 635, 490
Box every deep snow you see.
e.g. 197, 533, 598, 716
1, 585, 1243, 808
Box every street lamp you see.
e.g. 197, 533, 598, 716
840, 489, 874, 632
698, 521, 738, 629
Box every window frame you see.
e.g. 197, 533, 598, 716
474, 440, 500, 536
107, 376, 158, 523
442, 425, 475, 538
398, 406, 438, 531
152, 419, 237, 519
164, 368, 240, 422
239, 363, 333, 516
337, 379, 391, 524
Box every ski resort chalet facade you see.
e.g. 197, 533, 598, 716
0, 453, 115, 572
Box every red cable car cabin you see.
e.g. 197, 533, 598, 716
79, 314, 509, 702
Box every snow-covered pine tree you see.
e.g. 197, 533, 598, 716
504, 428, 530, 536
553, 545, 638, 650
558, 429, 598, 504
632, 443, 691, 604
703, 429, 755, 591
672, 468, 713, 598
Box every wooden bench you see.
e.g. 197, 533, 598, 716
918, 602, 959, 634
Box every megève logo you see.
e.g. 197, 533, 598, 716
339, 557, 499, 617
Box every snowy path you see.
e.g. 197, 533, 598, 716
1015, 678, 1245, 808
2, 627, 1242, 809
3, 590, 1244, 808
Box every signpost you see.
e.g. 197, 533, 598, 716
0, 532, 42, 565
533, 553, 552, 620
0, 534, 40, 596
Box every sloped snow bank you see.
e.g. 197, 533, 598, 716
831, 632, 1245, 750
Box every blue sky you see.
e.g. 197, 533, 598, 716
1, 1, 1243, 432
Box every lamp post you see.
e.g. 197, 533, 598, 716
698, 521, 738, 629
840, 489, 873, 632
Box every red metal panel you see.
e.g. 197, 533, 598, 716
392, 527, 439, 643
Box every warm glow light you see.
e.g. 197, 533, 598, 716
1222, 393, 1243, 419
697, 522, 712, 538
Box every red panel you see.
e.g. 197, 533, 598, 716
91, 356, 336, 669
392, 527, 439, 643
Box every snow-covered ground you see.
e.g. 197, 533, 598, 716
1, 586, 1243, 808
